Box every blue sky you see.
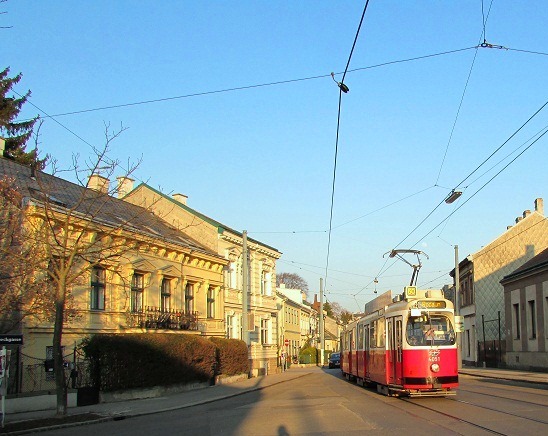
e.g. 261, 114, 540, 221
3, 1, 547, 312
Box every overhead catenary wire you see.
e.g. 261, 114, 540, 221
369, 112, 548, 289
324, 0, 371, 292
435, 0, 495, 185
410, 126, 548, 249
25, 46, 477, 121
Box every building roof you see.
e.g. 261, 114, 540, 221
133, 183, 281, 254
501, 247, 548, 284
0, 157, 225, 261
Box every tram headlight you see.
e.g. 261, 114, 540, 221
431, 363, 440, 372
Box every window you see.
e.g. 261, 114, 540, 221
260, 271, 266, 295
207, 287, 215, 318
513, 303, 520, 339
229, 261, 238, 289
528, 300, 536, 339
161, 278, 171, 311
90, 266, 106, 310
369, 322, 376, 348
131, 273, 144, 313
260, 318, 270, 344
461, 275, 474, 307
377, 318, 386, 348
185, 283, 194, 313
405, 314, 456, 346
226, 314, 234, 339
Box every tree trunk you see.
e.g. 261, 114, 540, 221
53, 282, 67, 417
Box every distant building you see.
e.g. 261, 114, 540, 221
450, 198, 548, 367
501, 247, 548, 371
276, 285, 318, 359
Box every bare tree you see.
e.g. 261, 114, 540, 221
3, 124, 166, 416
276, 272, 309, 294
0, 178, 54, 333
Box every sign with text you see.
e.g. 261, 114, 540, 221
0, 335, 23, 345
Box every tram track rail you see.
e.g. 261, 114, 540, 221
398, 397, 507, 435
398, 393, 548, 435
456, 386, 548, 408
445, 396, 548, 425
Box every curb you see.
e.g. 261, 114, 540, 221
459, 370, 548, 386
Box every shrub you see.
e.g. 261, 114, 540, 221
82, 333, 216, 392
299, 346, 318, 364
209, 337, 249, 376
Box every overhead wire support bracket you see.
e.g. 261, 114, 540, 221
478, 40, 508, 50
331, 72, 350, 93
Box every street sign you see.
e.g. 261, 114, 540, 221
0, 335, 23, 346
284, 339, 289, 346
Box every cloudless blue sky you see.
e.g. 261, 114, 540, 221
3, 1, 547, 311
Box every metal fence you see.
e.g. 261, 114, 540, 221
7, 351, 93, 395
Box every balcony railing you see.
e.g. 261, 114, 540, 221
127, 306, 199, 331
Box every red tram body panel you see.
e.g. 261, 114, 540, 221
340, 286, 458, 397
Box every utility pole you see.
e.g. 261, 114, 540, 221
242, 231, 249, 346
319, 278, 325, 366
454, 245, 461, 369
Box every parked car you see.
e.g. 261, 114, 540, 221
328, 352, 340, 368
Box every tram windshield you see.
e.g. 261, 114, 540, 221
406, 313, 455, 346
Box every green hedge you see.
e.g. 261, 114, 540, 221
299, 346, 318, 364
81, 334, 250, 392
82, 334, 217, 391
209, 337, 249, 376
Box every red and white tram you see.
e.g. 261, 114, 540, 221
340, 286, 458, 397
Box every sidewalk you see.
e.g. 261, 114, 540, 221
2, 365, 548, 434
1, 367, 316, 435
458, 366, 548, 385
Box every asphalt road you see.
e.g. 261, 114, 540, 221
39, 368, 548, 436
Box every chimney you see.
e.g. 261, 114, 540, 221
87, 174, 109, 194
116, 176, 134, 198
523, 209, 531, 218
535, 198, 544, 216
172, 193, 188, 205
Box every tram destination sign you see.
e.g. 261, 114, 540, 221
416, 301, 446, 309
0, 335, 23, 345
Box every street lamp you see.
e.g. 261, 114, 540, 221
445, 190, 462, 204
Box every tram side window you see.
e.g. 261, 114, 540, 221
369, 321, 376, 348
358, 324, 364, 350
377, 318, 386, 348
